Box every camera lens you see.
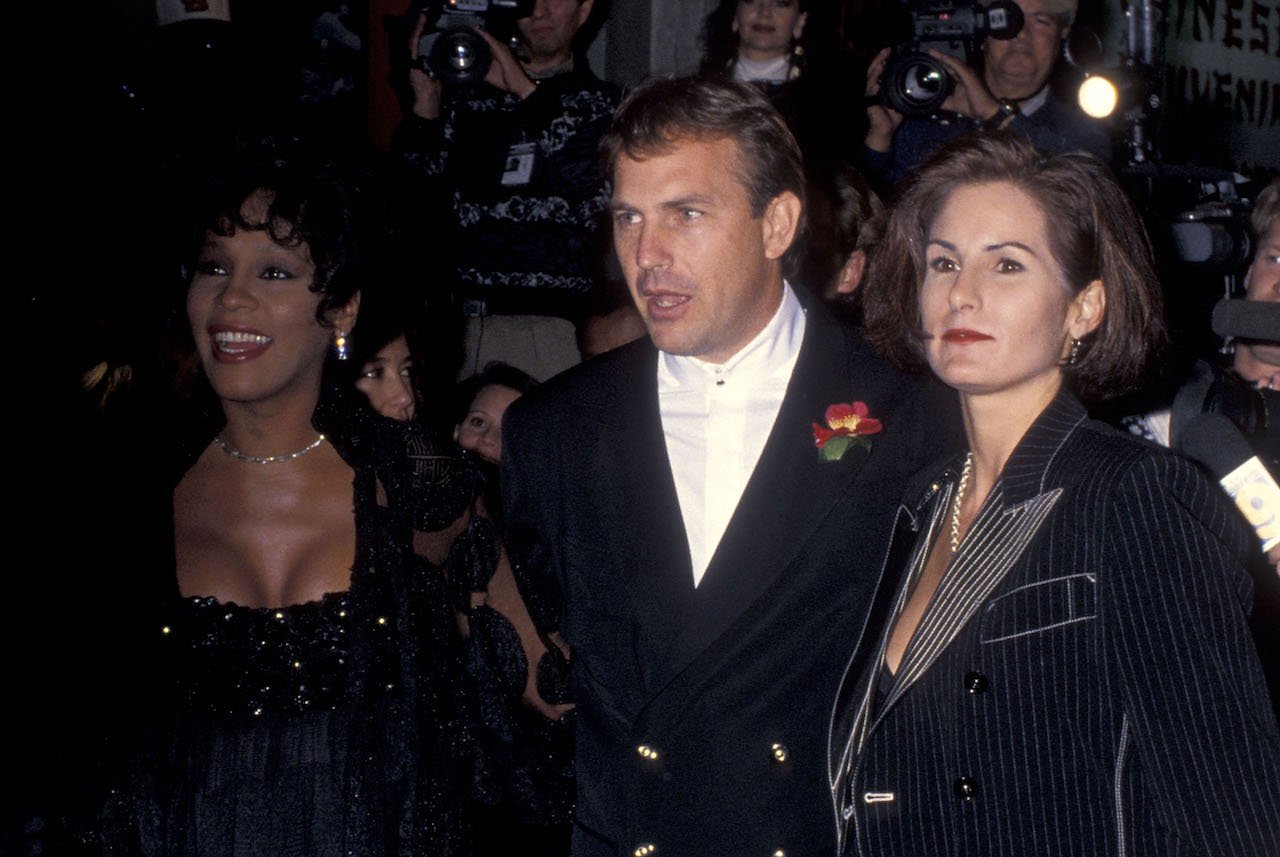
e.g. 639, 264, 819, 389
882, 51, 954, 118
446, 38, 479, 72
426, 25, 492, 87
903, 64, 945, 101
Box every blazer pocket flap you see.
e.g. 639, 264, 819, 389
980, 573, 1097, 644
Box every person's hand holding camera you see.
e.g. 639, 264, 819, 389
929, 50, 1004, 124
471, 26, 536, 100
864, 48, 904, 153
408, 12, 445, 120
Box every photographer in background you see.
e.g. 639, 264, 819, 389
1121, 178, 1278, 703
860, 0, 1111, 191
1234, 180, 1280, 393
394, 0, 620, 382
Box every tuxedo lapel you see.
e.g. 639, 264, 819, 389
581, 342, 696, 670
660, 310, 881, 682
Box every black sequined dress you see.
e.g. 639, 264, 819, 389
99, 394, 474, 857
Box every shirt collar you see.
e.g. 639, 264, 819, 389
733, 53, 791, 84
527, 58, 574, 80
1018, 85, 1050, 115
658, 282, 806, 390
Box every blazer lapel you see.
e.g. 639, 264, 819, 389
874, 391, 1088, 720
579, 341, 697, 670
660, 309, 882, 681
879, 484, 1064, 712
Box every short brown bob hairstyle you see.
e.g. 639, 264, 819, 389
862, 133, 1166, 401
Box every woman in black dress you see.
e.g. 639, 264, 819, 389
99, 136, 480, 856
352, 300, 575, 856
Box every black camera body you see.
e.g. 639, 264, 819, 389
417, 0, 534, 89
881, 0, 1024, 119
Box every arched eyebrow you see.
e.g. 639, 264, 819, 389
925, 239, 1042, 256
984, 241, 1039, 256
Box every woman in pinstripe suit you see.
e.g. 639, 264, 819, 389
830, 134, 1280, 856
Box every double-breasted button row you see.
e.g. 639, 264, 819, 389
635, 742, 790, 764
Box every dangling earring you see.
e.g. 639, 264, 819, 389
788, 41, 804, 80
1067, 337, 1082, 366
334, 330, 350, 361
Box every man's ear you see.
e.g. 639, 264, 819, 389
329, 291, 361, 334
761, 191, 803, 261
576, 0, 595, 29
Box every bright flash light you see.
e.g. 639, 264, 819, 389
1078, 75, 1119, 119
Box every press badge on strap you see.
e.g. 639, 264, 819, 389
501, 142, 535, 186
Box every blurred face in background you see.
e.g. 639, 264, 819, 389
982, 0, 1067, 100
1236, 216, 1280, 380
455, 383, 524, 464
734, 0, 807, 62
355, 335, 416, 422
517, 0, 593, 71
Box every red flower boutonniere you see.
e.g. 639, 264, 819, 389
812, 401, 882, 462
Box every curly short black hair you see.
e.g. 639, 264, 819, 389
183, 131, 379, 324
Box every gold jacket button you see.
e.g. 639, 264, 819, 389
770, 743, 788, 763
633, 844, 656, 856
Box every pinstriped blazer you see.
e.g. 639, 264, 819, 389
828, 390, 1280, 857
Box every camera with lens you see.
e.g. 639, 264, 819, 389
880, 0, 1024, 119
417, 0, 534, 89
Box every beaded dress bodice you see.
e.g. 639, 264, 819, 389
100, 402, 468, 857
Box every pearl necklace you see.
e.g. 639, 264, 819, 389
950, 452, 973, 553
213, 433, 327, 465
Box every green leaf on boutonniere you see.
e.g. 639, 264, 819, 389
820, 435, 851, 462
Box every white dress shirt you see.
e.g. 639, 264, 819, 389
732, 53, 792, 85
658, 283, 807, 586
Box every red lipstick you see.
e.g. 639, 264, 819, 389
941, 328, 994, 344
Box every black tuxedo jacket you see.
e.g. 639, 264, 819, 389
503, 306, 957, 856
828, 391, 1280, 857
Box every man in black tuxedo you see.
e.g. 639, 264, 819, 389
502, 76, 955, 856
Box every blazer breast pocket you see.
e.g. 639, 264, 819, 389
979, 573, 1097, 644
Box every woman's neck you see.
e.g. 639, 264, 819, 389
217, 385, 324, 459
959, 376, 1063, 499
